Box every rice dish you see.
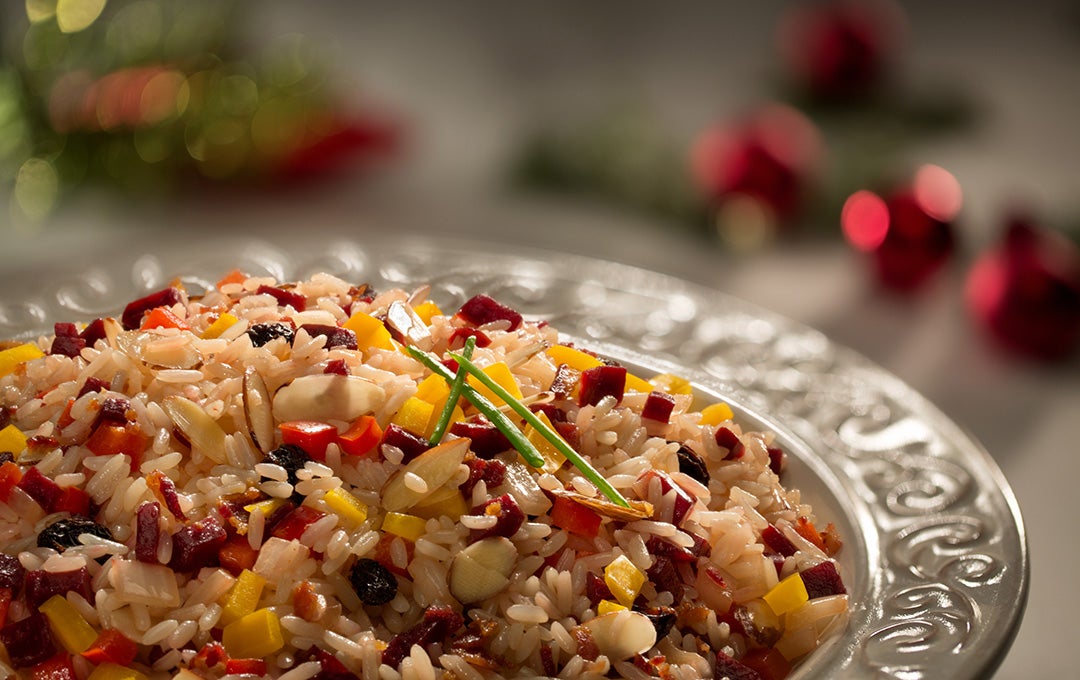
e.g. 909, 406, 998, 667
0, 271, 848, 679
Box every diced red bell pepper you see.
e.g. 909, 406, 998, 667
323, 358, 349, 375
81, 628, 138, 666
256, 285, 307, 312
578, 365, 627, 407
225, 658, 268, 676
56, 399, 77, 430
17, 467, 63, 513
218, 534, 260, 576
337, 415, 383, 457
140, 306, 190, 331
271, 505, 327, 542
85, 422, 149, 473
190, 641, 229, 672
550, 495, 602, 538
52, 486, 91, 516
29, 652, 76, 680
122, 287, 183, 330
280, 420, 339, 461
0, 461, 23, 503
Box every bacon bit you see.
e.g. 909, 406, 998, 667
570, 625, 600, 662
795, 516, 827, 553
292, 581, 328, 622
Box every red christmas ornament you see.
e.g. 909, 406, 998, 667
777, 0, 905, 101
691, 105, 823, 229
966, 216, 1080, 360
842, 165, 961, 290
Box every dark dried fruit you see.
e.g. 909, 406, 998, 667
0, 553, 26, 596
300, 324, 358, 350
246, 322, 296, 348
37, 517, 114, 553
381, 604, 463, 668
675, 445, 710, 486
264, 444, 312, 487
349, 558, 398, 606
0, 612, 57, 668
256, 285, 307, 312
639, 605, 677, 639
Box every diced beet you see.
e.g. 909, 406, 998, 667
309, 646, 361, 680
0, 612, 57, 668
378, 424, 429, 464
122, 287, 183, 330
136, 501, 161, 563
17, 467, 63, 513
96, 397, 131, 426
456, 294, 522, 331
25, 568, 93, 609
767, 446, 785, 476
50, 335, 86, 358
300, 324, 358, 350
271, 506, 327, 542
761, 524, 798, 558
714, 651, 763, 680
0, 553, 25, 596
549, 363, 578, 400
323, 358, 349, 376
460, 457, 508, 497
77, 377, 110, 398
169, 516, 228, 573
578, 365, 627, 407
676, 444, 710, 486
79, 318, 107, 347
448, 327, 491, 349
468, 493, 525, 542
381, 604, 464, 669
29, 652, 77, 679
256, 284, 307, 312
585, 571, 613, 605
800, 560, 846, 599
642, 391, 676, 423
715, 426, 744, 459
645, 535, 696, 563
449, 419, 511, 459
646, 555, 684, 600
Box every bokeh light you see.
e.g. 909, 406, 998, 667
841, 189, 889, 251
913, 163, 962, 222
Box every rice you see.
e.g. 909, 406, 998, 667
0, 273, 848, 678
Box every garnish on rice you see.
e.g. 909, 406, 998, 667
0, 275, 846, 679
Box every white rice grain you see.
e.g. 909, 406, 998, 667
142, 619, 179, 645
507, 604, 549, 624
278, 662, 321, 680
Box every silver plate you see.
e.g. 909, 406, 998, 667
0, 236, 1027, 679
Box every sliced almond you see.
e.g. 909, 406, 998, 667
242, 366, 275, 453
551, 489, 653, 521
381, 438, 471, 512
582, 610, 657, 659
385, 300, 433, 351
163, 395, 227, 464
449, 537, 516, 603
271, 373, 384, 424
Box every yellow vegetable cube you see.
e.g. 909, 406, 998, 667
699, 402, 734, 425
0, 425, 27, 459
220, 569, 267, 626
763, 572, 809, 616
40, 594, 97, 653
221, 607, 285, 659
649, 373, 693, 396
201, 312, 239, 339
545, 345, 602, 372
0, 343, 44, 377
414, 374, 450, 404
466, 362, 522, 407
323, 487, 369, 527
597, 599, 627, 615
87, 664, 148, 680
604, 555, 646, 607
244, 497, 290, 517
425, 396, 464, 440
624, 372, 654, 394
382, 512, 427, 542
343, 312, 395, 351
524, 411, 567, 473
412, 301, 442, 325
392, 396, 435, 437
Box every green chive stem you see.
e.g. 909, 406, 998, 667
427, 336, 475, 445
449, 351, 631, 508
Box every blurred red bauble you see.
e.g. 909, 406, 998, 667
691, 105, 823, 236
842, 165, 961, 290
966, 217, 1080, 360
777, 0, 904, 101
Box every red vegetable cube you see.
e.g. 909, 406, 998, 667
25, 568, 93, 609
271, 505, 327, 542
279, 420, 339, 460
135, 501, 161, 563
714, 426, 744, 459
761, 524, 798, 558
17, 467, 63, 513
468, 493, 525, 542
578, 365, 626, 407
449, 419, 511, 459
337, 416, 383, 457
0, 612, 57, 668
122, 287, 183, 330
169, 516, 228, 573
81, 628, 138, 666
641, 391, 676, 423
225, 658, 268, 676
378, 423, 429, 463
800, 560, 846, 599
300, 324, 358, 350
455, 294, 522, 331
550, 495, 602, 537
256, 285, 307, 312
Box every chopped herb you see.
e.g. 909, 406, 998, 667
427, 335, 475, 445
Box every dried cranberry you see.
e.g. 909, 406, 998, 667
761, 524, 797, 558
323, 359, 349, 375
25, 568, 93, 609
246, 322, 295, 348
460, 457, 508, 497
449, 327, 491, 349
0, 553, 26, 596
676, 445, 710, 486
646, 555, 684, 600
264, 444, 312, 487
50, 334, 86, 358
449, 419, 511, 459
715, 427, 743, 459
578, 365, 626, 407
77, 377, 110, 398
378, 424, 429, 464
300, 324, 358, 350
256, 285, 307, 312
381, 604, 463, 668
585, 571, 613, 605
79, 318, 107, 346
0, 612, 57, 668
767, 446, 785, 476
37, 517, 114, 553
456, 294, 523, 331
169, 516, 227, 573
349, 558, 398, 606
800, 560, 846, 599
468, 493, 524, 542
96, 397, 131, 426
122, 287, 183, 330
308, 646, 360, 680
135, 501, 161, 563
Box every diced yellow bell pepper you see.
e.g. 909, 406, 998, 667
410, 486, 468, 521
412, 301, 442, 325
0, 425, 27, 459
604, 555, 646, 607
466, 362, 522, 407
220, 569, 267, 627
221, 607, 285, 659
244, 497, 290, 517
201, 312, 239, 339
323, 487, 368, 528
414, 374, 450, 404
524, 411, 567, 474
649, 373, 693, 396
699, 402, 734, 425
87, 664, 148, 680
40, 594, 97, 653
624, 372, 653, 394
0, 343, 44, 377
391, 396, 435, 437
343, 312, 395, 351
597, 599, 627, 615
545, 345, 602, 372
763, 572, 809, 616
382, 511, 427, 542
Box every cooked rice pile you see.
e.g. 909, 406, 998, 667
0, 273, 847, 680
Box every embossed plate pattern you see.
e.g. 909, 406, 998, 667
0, 236, 1027, 679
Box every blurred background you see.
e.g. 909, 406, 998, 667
2, 1, 1078, 677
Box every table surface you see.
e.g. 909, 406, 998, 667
3, 2, 1078, 677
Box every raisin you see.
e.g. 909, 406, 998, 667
264, 444, 311, 486
349, 558, 398, 606
246, 322, 295, 348
37, 517, 114, 553
676, 445, 710, 486
639, 605, 677, 639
